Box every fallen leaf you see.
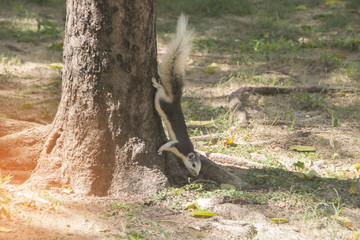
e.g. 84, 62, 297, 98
21, 103, 34, 109
258, 97, 265, 106
325, 0, 338, 6
62, 185, 74, 194
223, 137, 234, 146
337, 91, 347, 97
48, 63, 63, 69
270, 218, 289, 224
333, 54, 346, 59
184, 201, 199, 211
205, 63, 220, 74
296, 5, 307, 10
289, 145, 316, 152
190, 210, 216, 218
94, 227, 108, 233
349, 186, 357, 195
331, 215, 354, 230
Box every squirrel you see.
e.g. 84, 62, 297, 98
152, 14, 201, 176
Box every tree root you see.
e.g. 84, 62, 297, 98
200, 155, 249, 190
0, 118, 43, 138
207, 153, 264, 168
164, 151, 249, 190
0, 124, 51, 171
229, 86, 358, 124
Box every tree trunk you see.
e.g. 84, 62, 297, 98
12, 0, 249, 197
25, 0, 168, 197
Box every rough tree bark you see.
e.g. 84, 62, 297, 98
1, 0, 248, 197
24, 0, 170, 197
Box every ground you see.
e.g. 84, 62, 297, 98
1, 0, 360, 239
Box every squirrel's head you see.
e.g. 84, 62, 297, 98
184, 152, 201, 176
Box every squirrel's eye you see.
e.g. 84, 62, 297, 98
192, 163, 196, 168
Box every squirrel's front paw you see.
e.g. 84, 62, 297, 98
152, 77, 160, 88
157, 149, 163, 156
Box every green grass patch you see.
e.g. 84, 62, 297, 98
182, 97, 228, 122
0, 18, 62, 42
106, 201, 170, 239
151, 170, 358, 220
182, 96, 237, 136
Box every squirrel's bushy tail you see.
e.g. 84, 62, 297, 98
159, 14, 193, 100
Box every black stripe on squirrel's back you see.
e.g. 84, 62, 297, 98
159, 97, 194, 154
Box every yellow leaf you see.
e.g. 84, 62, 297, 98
226, 138, 234, 144
289, 145, 316, 152
349, 186, 357, 194
21, 103, 34, 109
325, 0, 338, 6
258, 97, 265, 106
190, 210, 216, 218
48, 63, 63, 69
270, 218, 289, 224
94, 227, 107, 232
337, 91, 346, 97
223, 137, 234, 146
296, 5, 307, 11
184, 201, 199, 211
0, 226, 13, 232
205, 63, 220, 74
355, 164, 360, 170
62, 185, 74, 194
333, 54, 346, 59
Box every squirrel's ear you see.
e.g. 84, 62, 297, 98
188, 153, 195, 159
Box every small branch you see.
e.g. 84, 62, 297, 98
200, 155, 249, 190
207, 153, 264, 168
230, 86, 357, 99
191, 133, 226, 142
